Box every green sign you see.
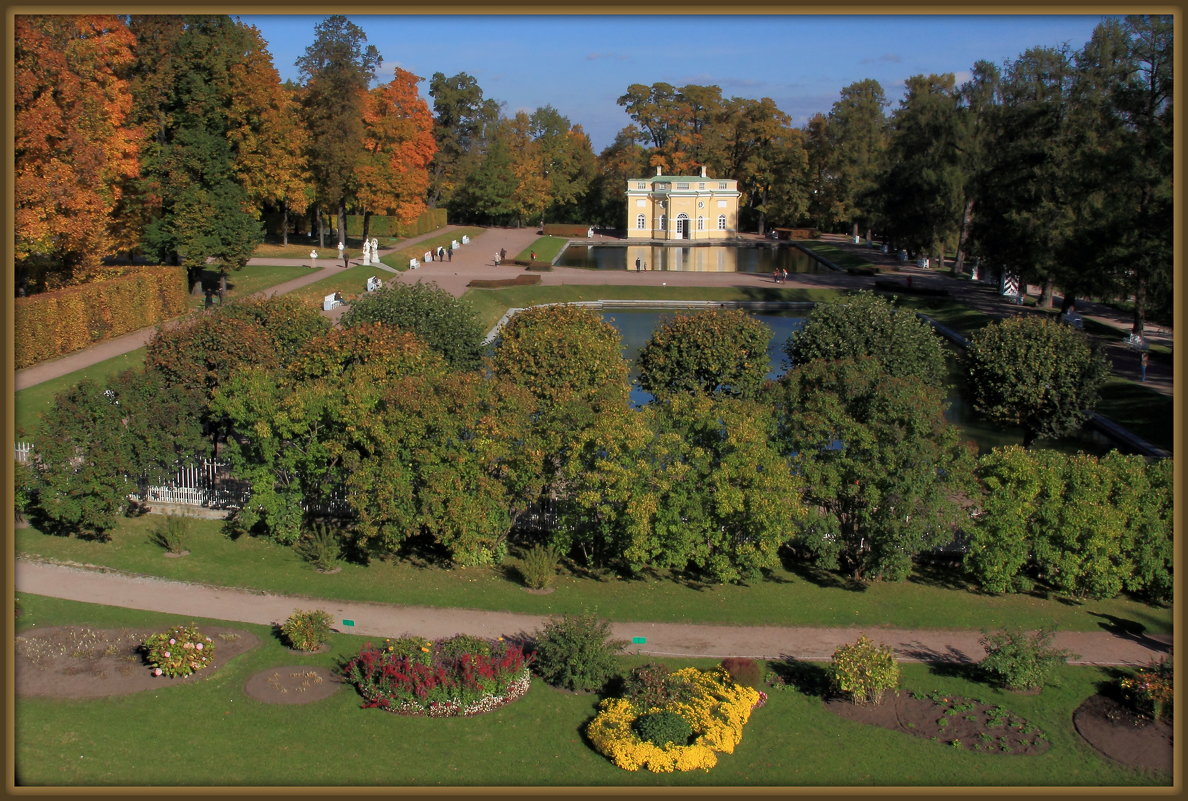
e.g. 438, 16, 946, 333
342, 619, 355, 627
631, 636, 646, 644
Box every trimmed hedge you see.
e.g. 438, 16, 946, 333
466, 275, 542, 289
542, 224, 590, 237
15, 266, 189, 368
346, 208, 448, 239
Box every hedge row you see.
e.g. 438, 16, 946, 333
542, 224, 591, 237
346, 208, 448, 239
15, 266, 189, 368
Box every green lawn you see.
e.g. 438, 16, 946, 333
14, 517, 1171, 634
12, 593, 1162, 787
195, 263, 322, 301
283, 265, 386, 308
515, 235, 569, 262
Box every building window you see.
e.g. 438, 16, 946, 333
656, 182, 669, 190
659, 214, 667, 231
676, 182, 689, 189
637, 182, 646, 189
719, 182, 727, 189
718, 215, 727, 230
697, 216, 705, 231
636, 214, 646, 230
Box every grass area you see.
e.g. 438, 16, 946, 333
252, 235, 396, 260
465, 284, 839, 332
191, 264, 324, 307
14, 348, 148, 439
283, 265, 385, 308
380, 227, 487, 272
515, 235, 569, 262
12, 593, 1161, 787
14, 517, 1171, 634
799, 240, 886, 271
1097, 378, 1175, 452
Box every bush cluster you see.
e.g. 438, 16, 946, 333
280, 609, 334, 652
143, 624, 215, 678
518, 544, 561, 589
829, 635, 900, 704
15, 266, 188, 368
977, 627, 1075, 691
586, 666, 760, 772
531, 613, 626, 693
1119, 658, 1173, 721
343, 635, 530, 717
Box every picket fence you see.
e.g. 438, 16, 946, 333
14, 442, 248, 509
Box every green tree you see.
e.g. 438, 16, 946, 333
965, 447, 1173, 601
531, 612, 627, 693
784, 291, 947, 386
826, 79, 889, 238
145, 306, 280, 399
106, 367, 208, 487
340, 281, 486, 371
769, 357, 975, 582
135, 16, 264, 291
531, 105, 598, 223
218, 295, 330, 366
637, 308, 771, 401
875, 74, 966, 268
952, 60, 1001, 276
296, 15, 380, 246
587, 126, 649, 228
962, 316, 1109, 448
27, 380, 136, 539
427, 71, 500, 208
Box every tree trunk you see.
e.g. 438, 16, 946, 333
362, 210, 371, 244
282, 202, 289, 247
1039, 276, 1055, 309
337, 203, 348, 248
851, 221, 859, 239
955, 197, 975, 275
1059, 294, 1077, 314
317, 209, 325, 249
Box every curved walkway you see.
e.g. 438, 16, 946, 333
14, 558, 1172, 667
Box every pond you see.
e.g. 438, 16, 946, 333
599, 306, 1117, 456
558, 243, 831, 274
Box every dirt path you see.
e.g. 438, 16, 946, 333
14, 559, 1172, 667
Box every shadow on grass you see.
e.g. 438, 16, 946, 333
1088, 612, 1173, 655
766, 656, 833, 698
777, 553, 867, 593
906, 557, 973, 592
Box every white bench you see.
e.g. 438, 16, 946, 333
322, 293, 344, 311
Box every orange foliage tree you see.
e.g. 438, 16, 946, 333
15, 15, 143, 289
355, 68, 437, 240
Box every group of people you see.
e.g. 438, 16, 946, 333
436, 245, 453, 262
772, 267, 789, 283
494, 247, 507, 265
633, 257, 649, 271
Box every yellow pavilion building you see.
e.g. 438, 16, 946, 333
625, 166, 740, 241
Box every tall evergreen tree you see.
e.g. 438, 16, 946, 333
826, 79, 889, 239
296, 15, 380, 247
427, 71, 500, 209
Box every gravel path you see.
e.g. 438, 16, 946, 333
15, 558, 1172, 667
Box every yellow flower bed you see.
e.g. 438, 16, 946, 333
586, 666, 760, 773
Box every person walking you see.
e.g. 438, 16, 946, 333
635, 257, 641, 271
499, 247, 507, 261
447, 246, 453, 262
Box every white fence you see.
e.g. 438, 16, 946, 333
15, 442, 248, 509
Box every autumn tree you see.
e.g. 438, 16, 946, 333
637, 309, 772, 401
225, 23, 311, 246
587, 126, 649, 227
769, 357, 975, 583
531, 106, 598, 223
297, 15, 380, 246
355, 68, 437, 240
15, 15, 142, 291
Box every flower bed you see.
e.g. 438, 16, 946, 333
142, 624, 215, 678
342, 635, 532, 717
585, 666, 760, 773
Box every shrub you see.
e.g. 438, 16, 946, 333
298, 521, 341, 572
343, 635, 530, 717
281, 609, 334, 652
519, 544, 561, 589
719, 657, 762, 688
586, 666, 760, 773
150, 513, 192, 554
1119, 658, 1173, 721
829, 635, 900, 704
438, 634, 492, 662
143, 624, 215, 678
634, 710, 694, 747
531, 612, 626, 692
340, 281, 486, 370
622, 663, 694, 709
978, 627, 1076, 691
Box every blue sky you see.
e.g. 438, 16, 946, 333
240, 13, 1112, 152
